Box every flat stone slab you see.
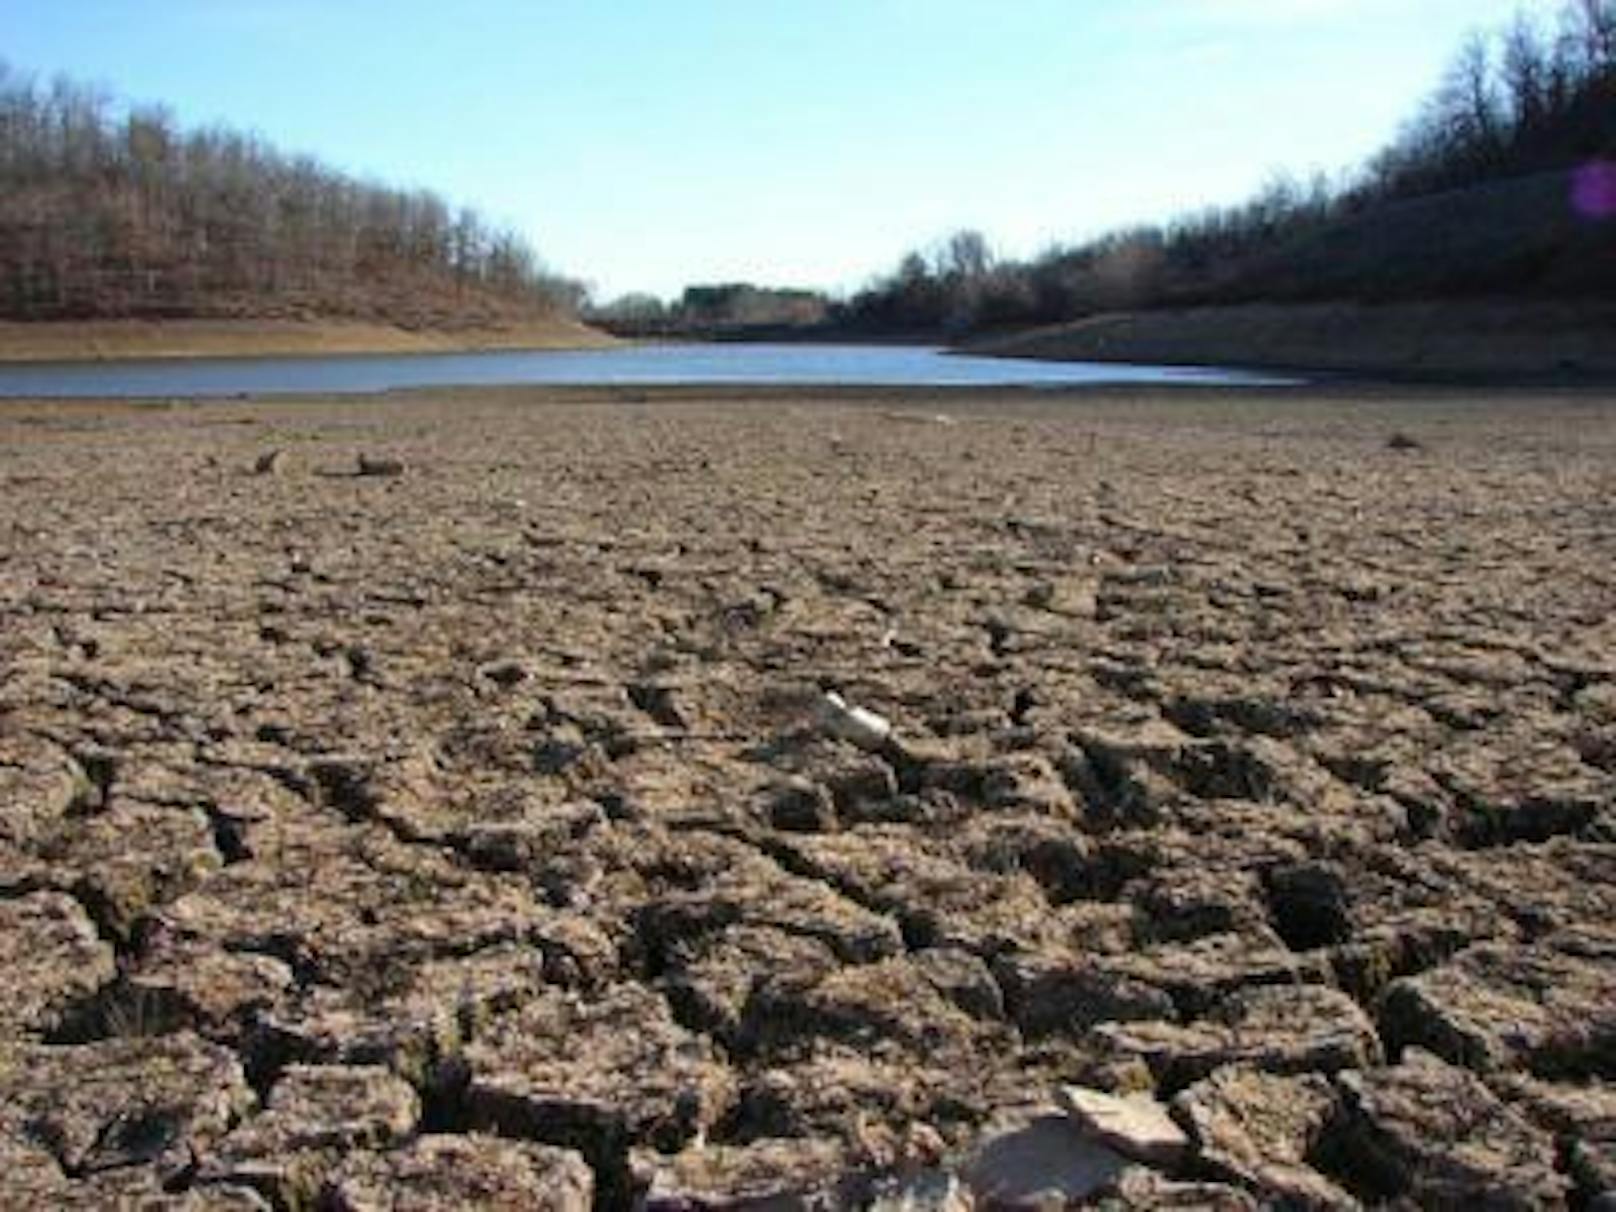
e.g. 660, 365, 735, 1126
1056, 1085, 1190, 1168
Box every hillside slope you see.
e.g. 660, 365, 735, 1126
1199, 171, 1613, 304
0, 64, 591, 348
968, 298, 1616, 378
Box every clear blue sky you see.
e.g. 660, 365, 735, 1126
2, 0, 1554, 300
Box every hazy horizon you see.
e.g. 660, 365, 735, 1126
4, 0, 1557, 300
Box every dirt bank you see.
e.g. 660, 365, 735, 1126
966, 299, 1616, 377
1, 383, 1613, 1207
0, 315, 614, 362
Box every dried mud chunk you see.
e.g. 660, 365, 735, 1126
327, 1134, 593, 1211
464, 984, 735, 1157
777, 826, 1057, 954
68, 1169, 272, 1209
253, 942, 554, 1082
957, 815, 1107, 904
40, 801, 223, 944
0, 890, 115, 1039
1172, 1067, 1356, 1208
156, 829, 555, 987
1068, 720, 1197, 824
1433, 731, 1610, 846
634, 844, 904, 966
0, 1135, 73, 1206
199, 1064, 419, 1208
1263, 860, 1353, 951
1493, 1075, 1616, 1204
758, 775, 837, 832
0, 734, 86, 847
1322, 847, 1513, 1001
821, 752, 900, 816
912, 946, 1005, 1020
724, 1045, 964, 1147
0, 1033, 253, 1185
1134, 862, 1267, 944
1092, 929, 1335, 1018
662, 925, 839, 1043
1099, 985, 1381, 1092
743, 955, 998, 1058
1378, 929, 1616, 1076
1437, 840, 1616, 938
120, 942, 295, 1043
1324, 1048, 1568, 1208
633, 1137, 854, 1209
922, 750, 1076, 816
993, 948, 1176, 1039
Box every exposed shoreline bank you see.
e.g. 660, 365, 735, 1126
0, 317, 614, 364
963, 299, 1616, 379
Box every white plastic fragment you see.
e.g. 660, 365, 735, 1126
817, 691, 893, 751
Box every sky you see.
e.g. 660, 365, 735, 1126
1, 0, 1558, 300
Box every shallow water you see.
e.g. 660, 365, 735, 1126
0, 342, 1292, 399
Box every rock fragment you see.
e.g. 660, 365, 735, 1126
957, 1107, 1130, 1206
1056, 1084, 1190, 1168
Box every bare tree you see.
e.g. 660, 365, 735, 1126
0, 60, 581, 323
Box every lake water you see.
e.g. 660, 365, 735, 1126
0, 342, 1290, 399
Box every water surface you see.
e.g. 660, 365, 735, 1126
0, 342, 1291, 399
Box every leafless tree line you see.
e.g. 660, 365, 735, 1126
0, 63, 581, 323
1370, 0, 1614, 197
842, 0, 1615, 335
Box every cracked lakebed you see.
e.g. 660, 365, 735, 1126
1, 383, 1614, 1209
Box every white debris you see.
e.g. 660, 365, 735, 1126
817, 691, 893, 751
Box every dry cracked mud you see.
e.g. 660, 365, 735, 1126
0, 382, 1613, 1209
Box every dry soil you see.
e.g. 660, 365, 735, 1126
1, 383, 1613, 1209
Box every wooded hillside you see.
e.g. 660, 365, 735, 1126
840, 0, 1616, 337
0, 64, 581, 326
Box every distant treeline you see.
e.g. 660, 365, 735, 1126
0, 63, 582, 325
838, 0, 1615, 335
615, 0, 1611, 340
588, 282, 829, 336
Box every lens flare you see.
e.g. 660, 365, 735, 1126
1572, 161, 1616, 219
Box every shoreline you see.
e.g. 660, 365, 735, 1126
0, 316, 615, 364
960, 299, 1616, 379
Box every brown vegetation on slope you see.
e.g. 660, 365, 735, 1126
844, 0, 1615, 339
967, 298, 1616, 377
0, 64, 583, 329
